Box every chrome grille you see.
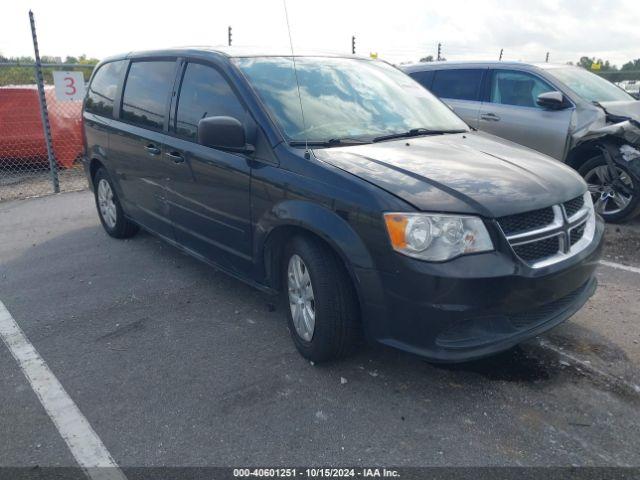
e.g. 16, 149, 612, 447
498, 193, 594, 268
563, 196, 585, 218
570, 222, 586, 246
497, 207, 555, 236
513, 236, 561, 262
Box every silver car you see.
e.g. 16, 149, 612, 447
403, 61, 640, 222
618, 80, 640, 98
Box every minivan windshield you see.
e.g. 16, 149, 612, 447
546, 66, 634, 103
234, 56, 469, 144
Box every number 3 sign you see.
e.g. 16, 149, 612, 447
53, 71, 86, 102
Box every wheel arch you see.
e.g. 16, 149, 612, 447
255, 200, 376, 296
88, 157, 105, 185
565, 140, 604, 171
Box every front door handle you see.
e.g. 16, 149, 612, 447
145, 144, 161, 155
166, 151, 185, 164
480, 112, 501, 122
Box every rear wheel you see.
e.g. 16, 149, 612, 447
93, 167, 139, 238
579, 155, 640, 223
283, 235, 360, 363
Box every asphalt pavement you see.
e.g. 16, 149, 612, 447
0, 190, 639, 468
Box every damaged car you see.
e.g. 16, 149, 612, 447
404, 61, 640, 222
83, 49, 603, 363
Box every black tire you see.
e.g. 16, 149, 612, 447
282, 235, 360, 363
579, 154, 640, 223
93, 167, 139, 238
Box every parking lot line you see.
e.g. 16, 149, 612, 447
600, 260, 640, 275
0, 300, 127, 480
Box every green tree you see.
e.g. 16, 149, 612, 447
0, 54, 98, 86
621, 59, 640, 71
577, 56, 618, 71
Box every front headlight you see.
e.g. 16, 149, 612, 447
383, 213, 494, 261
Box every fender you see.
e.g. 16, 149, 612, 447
254, 199, 376, 279
253, 199, 387, 338
599, 139, 640, 179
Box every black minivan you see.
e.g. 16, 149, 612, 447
82, 47, 604, 363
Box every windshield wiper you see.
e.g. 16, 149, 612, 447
288, 138, 371, 148
372, 128, 467, 143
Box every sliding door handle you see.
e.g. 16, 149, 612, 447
166, 151, 185, 164
144, 144, 161, 155
480, 112, 501, 122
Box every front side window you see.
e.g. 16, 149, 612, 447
430, 69, 484, 101
234, 56, 468, 143
490, 70, 554, 108
409, 70, 435, 90
121, 61, 176, 130
546, 66, 634, 103
176, 63, 245, 141
85, 60, 126, 117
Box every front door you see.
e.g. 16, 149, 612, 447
164, 61, 253, 274
478, 69, 573, 160
430, 68, 487, 128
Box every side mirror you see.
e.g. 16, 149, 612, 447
536, 91, 565, 110
197, 116, 254, 154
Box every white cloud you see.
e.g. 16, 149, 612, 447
1, 0, 638, 67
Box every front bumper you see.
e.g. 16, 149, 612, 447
356, 216, 604, 362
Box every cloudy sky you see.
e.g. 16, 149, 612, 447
1, 0, 638, 67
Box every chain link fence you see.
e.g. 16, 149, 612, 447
0, 63, 93, 202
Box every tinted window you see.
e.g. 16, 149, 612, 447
409, 70, 435, 90
431, 69, 483, 101
121, 61, 176, 130
490, 70, 554, 108
176, 63, 245, 141
85, 60, 125, 117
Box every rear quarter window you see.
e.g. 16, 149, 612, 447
430, 69, 483, 101
85, 60, 126, 117
121, 60, 177, 131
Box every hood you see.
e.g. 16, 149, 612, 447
598, 100, 640, 121
574, 100, 640, 146
313, 132, 586, 218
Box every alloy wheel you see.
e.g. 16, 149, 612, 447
287, 254, 316, 342
97, 178, 117, 229
584, 164, 634, 215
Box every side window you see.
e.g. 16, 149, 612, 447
175, 63, 245, 142
121, 61, 176, 130
430, 69, 483, 101
490, 70, 554, 108
409, 70, 435, 90
85, 60, 126, 117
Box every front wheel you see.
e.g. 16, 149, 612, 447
283, 236, 360, 363
579, 155, 640, 223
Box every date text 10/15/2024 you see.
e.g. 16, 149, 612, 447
233, 468, 400, 478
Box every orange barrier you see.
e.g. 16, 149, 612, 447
0, 85, 83, 168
